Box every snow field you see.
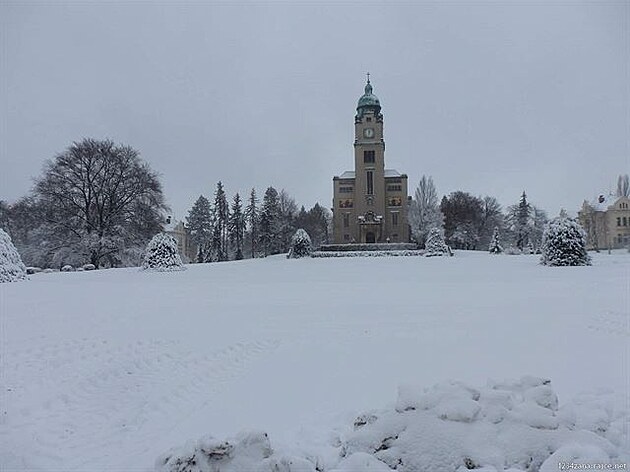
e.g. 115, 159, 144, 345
1, 251, 628, 470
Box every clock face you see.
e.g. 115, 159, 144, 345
364, 128, 374, 138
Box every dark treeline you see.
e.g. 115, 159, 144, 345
187, 183, 330, 262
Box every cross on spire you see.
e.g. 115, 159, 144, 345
366, 72, 370, 84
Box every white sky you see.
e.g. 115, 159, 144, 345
1, 1, 628, 219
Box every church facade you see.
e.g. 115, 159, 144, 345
332, 78, 410, 244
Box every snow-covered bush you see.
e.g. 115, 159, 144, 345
82, 263, 96, 271
61, 264, 74, 272
424, 227, 450, 257
488, 227, 503, 254
540, 216, 591, 267
26, 267, 42, 274
141, 233, 185, 272
0, 228, 27, 283
287, 229, 313, 259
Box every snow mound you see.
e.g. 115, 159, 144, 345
157, 377, 628, 472
341, 377, 628, 471
141, 233, 186, 272
156, 431, 316, 472
0, 228, 27, 283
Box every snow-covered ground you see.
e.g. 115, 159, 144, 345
1, 251, 628, 470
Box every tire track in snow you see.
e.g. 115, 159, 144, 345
2, 338, 280, 470
588, 310, 630, 338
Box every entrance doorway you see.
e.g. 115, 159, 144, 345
366, 232, 376, 243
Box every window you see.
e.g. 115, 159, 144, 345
344, 234, 350, 241
367, 171, 374, 195
364, 150, 375, 163
617, 217, 622, 226
392, 234, 399, 242
366, 117, 372, 122
387, 185, 402, 192
339, 199, 353, 208
392, 212, 399, 226
343, 213, 350, 228
339, 186, 353, 194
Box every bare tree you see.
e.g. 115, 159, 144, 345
33, 138, 167, 267
616, 174, 629, 197
408, 175, 443, 248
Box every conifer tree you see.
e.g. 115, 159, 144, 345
245, 188, 259, 258
488, 226, 503, 254
424, 226, 450, 256
229, 193, 245, 260
540, 216, 591, 266
141, 233, 185, 271
212, 181, 229, 261
0, 228, 27, 283
186, 195, 213, 262
287, 228, 312, 259
259, 187, 281, 256
511, 191, 532, 251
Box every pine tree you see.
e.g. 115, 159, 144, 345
228, 193, 245, 260
259, 187, 281, 256
186, 195, 213, 262
513, 191, 532, 251
0, 228, 27, 283
245, 188, 259, 258
540, 216, 591, 267
212, 181, 229, 262
141, 233, 185, 271
287, 228, 312, 259
488, 226, 503, 254
424, 226, 450, 256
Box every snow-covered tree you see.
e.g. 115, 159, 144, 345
31, 138, 166, 268
424, 227, 450, 256
228, 193, 245, 260
211, 181, 229, 262
186, 195, 213, 262
508, 191, 532, 251
245, 188, 259, 258
616, 174, 630, 197
287, 228, 312, 259
141, 233, 185, 271
540, 216, 591, 267
408, 175, 443, 248
488, 227, 503, 254
259, 187, 282, 256
278, 189, 298, 252
0, 228, 27, 283
440, 191, 483, 249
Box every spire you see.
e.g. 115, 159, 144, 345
366, 72, 370, 84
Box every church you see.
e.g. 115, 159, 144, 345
332, 77, 410, 244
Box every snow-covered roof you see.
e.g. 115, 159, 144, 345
587, 193, 617, 211
339, 171, 355, 179
384, 169, 401, 178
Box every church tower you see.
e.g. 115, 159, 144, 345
332, 77, 409, 244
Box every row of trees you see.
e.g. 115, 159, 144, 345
1, 139, 167, 268
186, 185, 330, 262
408, 176, 549, 252
1, 138, 331, 269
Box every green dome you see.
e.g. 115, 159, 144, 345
357, 80, 381, 114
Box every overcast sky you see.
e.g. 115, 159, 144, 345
1, 1, 628, 219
